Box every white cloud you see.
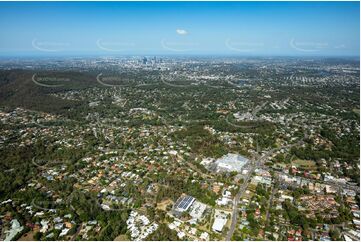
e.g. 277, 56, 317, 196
176, 29, 188, 35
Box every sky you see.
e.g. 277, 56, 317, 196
0, 1, 359, 57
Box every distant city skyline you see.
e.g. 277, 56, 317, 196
0, 1, 359, 57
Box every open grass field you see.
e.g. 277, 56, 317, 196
114, 234, 129, 241
18, 231, 34, 241
292, 159, 317, 170
156, 198, 173, 211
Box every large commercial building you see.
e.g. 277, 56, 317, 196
172, 195, 196, 217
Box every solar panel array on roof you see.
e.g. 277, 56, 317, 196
175, 195, 195, 212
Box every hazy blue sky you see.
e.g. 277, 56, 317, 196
0, 1, 359, 56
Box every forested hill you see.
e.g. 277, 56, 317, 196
0, 70, 95, 115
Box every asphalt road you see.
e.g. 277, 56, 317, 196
226, 138, 306, 240
265, 184, 277, 223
